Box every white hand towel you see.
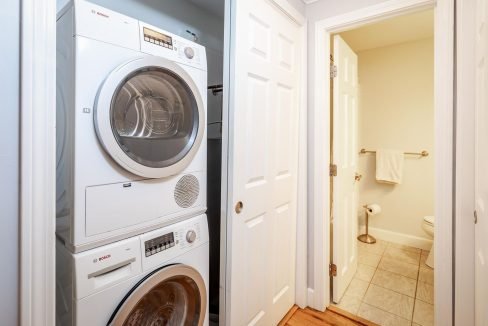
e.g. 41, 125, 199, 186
376, 149, 404, 184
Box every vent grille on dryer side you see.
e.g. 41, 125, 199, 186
174, 174, 200, 208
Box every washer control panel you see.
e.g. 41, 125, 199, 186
186, 230, 197, 243
139, 214, 209, 271
144, 232, 175, 257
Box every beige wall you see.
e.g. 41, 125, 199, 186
356, 37, 434, 239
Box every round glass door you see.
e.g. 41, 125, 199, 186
111, 67, 198, 168
109, 265, 206, 326
95, 56, 205, 178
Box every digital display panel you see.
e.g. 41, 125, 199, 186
143, 27, 173, 49
144, 232, 175, 257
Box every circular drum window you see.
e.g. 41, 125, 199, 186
109, 265, 206, 326
111, 67, 199, 168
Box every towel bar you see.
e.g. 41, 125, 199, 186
359, 148, 429, 157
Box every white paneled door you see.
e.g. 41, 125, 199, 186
332, 35, 359, 303
475, 0, 488, 324
226, 0, 302, 325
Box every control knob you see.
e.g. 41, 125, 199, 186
184, 47, 195, 59
186, 230, 197, 243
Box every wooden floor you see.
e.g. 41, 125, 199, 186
279, 305, 379, 326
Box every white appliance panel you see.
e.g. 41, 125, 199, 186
139, 21, 207, 71
56, 1, 208, 251
73, 237, 142, 299
85, 171, 205, 236
61, 215, 209, 326
74, 0, 140, 51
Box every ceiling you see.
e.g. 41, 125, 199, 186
339, 9, 434, 52
187, 0, 224, 18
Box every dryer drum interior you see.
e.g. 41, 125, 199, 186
109, 264, 207, 326
94, 56, 206, 178
110, 67, 199, 168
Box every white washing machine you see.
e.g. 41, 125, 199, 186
56, 0, 207, 252
56, 214, 209, 326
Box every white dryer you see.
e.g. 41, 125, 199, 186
56, 214, 209, 326
56, 0, 207, 252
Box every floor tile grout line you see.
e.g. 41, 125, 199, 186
359, 301, 412, 322
375, 264, 419, 281
354, 244, 383, 318
410, 249, 422, 322
358, 247, 414, 322
415, 291, 435, 306
370, 279, 417, 298
353, 241, 433, 324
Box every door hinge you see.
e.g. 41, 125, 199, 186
330, 65, 337, 78
329, 263, 337, 277
474, 210, 478, 224
329, 164, 337, 177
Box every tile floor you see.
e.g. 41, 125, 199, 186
332, 239, 434, 326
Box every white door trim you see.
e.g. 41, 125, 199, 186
19, 0, 56, 325
295, 20, 308, 309
454, 1, 476, 324
311, 1, 456, 326
221, 0, 307, 323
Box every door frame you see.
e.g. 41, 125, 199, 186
19, 0, 57, 325
220, 0, 308, 324
454, 0, 476, 324
310, 0, 457, 325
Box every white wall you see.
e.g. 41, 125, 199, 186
0, 1, 19, 325
356, 38, 435, 241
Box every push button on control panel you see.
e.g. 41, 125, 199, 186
144, 232, 175, 257
143, 27, 173, 50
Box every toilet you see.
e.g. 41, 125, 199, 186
422, 215, 434, 268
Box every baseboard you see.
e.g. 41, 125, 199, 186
359, 226, 433, 251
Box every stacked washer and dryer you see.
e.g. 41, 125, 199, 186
56, 1, 209, 325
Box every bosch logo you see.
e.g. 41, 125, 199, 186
97, 12, 109, 18
98, 254, 111, 262
90, 9, 109, 18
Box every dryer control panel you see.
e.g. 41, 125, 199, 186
139, 22, 206, 71
142, 27, 173, 50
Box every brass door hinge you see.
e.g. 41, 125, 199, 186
329, 263, 337, 277
330, 164, 337, 177
330, 65, 337, 78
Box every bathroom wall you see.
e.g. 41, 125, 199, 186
357, 37, 435, 244
0, 1, 19, 325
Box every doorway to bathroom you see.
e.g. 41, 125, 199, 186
329, 9, 435, 326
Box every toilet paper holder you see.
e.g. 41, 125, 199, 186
358, 205, 377, 244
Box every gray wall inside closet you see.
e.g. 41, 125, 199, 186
0, 1, 20, 325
